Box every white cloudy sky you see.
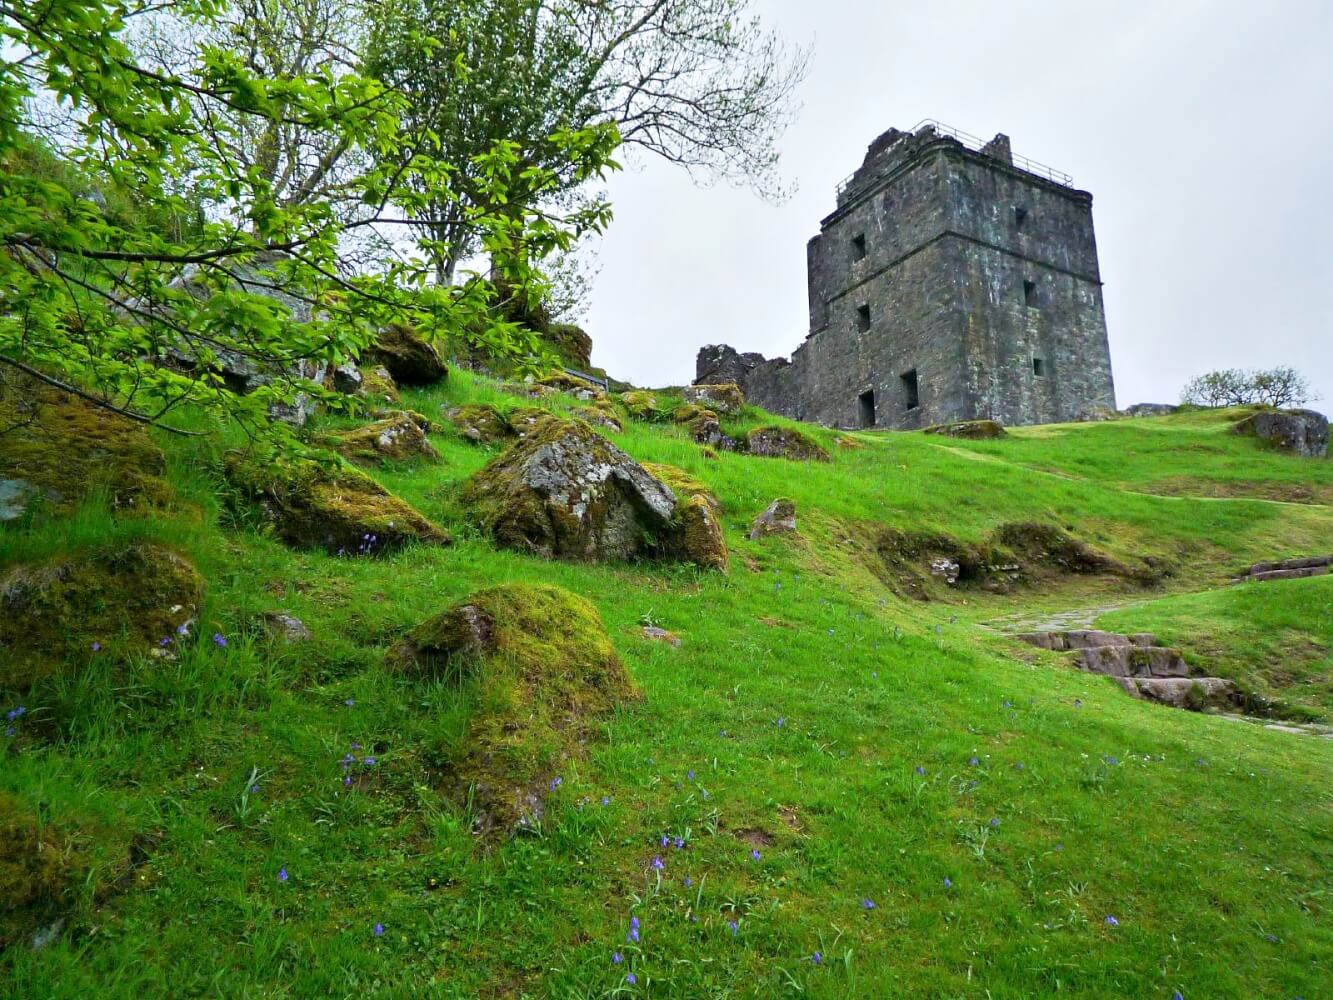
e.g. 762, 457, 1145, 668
583, 0, 1333, 409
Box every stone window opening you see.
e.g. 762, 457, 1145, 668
1033, 357, 1046, 377
858, 389, 876, 428
900, 369, 920, 411
1015, 206, 1028, 228
851, 233, 867, 261
1023, 279, 1037, 308
856, 303, 871, 332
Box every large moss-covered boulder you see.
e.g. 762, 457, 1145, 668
642, 463, 720, 514
328, 411, 438, 465
575, 399, 625, 432
684, 382, 744, 416
0, 374, 170, 519
745, 425, 830, 461
923, 419, 1007, 439
445, 403, 514, 445
463, 418, 678, 562
225, 452, 449, 555
534, 371, 603, 400
0, 543, 204, 690
673, 404, 735, 450
1232, 408, 1328, 458
363, 323, 447, 386
677, 493, 727, 572
390, 584, 638, 834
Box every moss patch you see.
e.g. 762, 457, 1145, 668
923, 419, 1007, 439
620, 391, 665, 422
326, 412, 439, 465
446, 403, 514, 445
745, 425, 830, 462
394, 584, 638, 835
0, 542, 205, 689
225, 451, 449, 555
357, 365, 401, 406
364, 324, 447, 386
675, 493, 728, 572
643, 462, 721, 514
0, 791, 76, 948
0, 373, 170, 516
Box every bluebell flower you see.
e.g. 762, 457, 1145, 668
5, 706, 24, 721
91, 641, 101, 652
176, 623, 189, 636
277, 867, 289, 883
661, 834, 669, 848
651, 856, 664, 870
862, 898, 876, 910
811, 951, 822, 965
601, 796, 610, 806
1105, 915, 1119, 926
687, 770, 695, 781
914, 765, 925, 776
373, 923, 384, 937
159, 636, 172, 647
673, 837, 684, 849
969, 756, 979, 766
612, 952, 623, 964
943, 877, 952, 888
728, 920, 738, 935
213, 633, 227, 647
625, 973, 636, 985
683, 876, 693, 888
549, 776, 562, 791
990, 818, 1000, 828
750, 848, 761, 861
364, 757, 377, 767
345, 699, 355, 707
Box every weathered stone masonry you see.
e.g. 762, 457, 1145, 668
696, 122, 1117, 429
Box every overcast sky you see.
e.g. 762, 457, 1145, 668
583, 0, 1333, 410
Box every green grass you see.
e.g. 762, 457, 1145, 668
1096, 575, 1333, 720
2, 372, 1331, 998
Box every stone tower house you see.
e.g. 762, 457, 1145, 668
695, 121, 1117, 429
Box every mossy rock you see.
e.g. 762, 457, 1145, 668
671, 403, 712, 425
0, 373, 170, 519
224, 451, 449, 555
390, 584, 639, 835
445, 403, 514, 445
642, 462, 721, 514
745, 425, 830, 462
575, 399, 625, 432
535, 371, 604, 398
357, 365, 401, 406
922, 419, 1007, 439
506, 406, 566, 440
462, 417, 677, 563
620, 391, 665, 422
684, 382, 745, 416
326, 411, 439, 465
675, 493, 728, 572
363, 323, 447, 386
1, 791, 76, 948
0, 542, 204, 690
992, 522, 1120, 576
546, 323, 593, 371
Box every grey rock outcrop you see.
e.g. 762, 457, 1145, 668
1232, 409, 1329, 458
749, 499, 797, 541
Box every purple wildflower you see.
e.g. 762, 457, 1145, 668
612, 952, 623, 964
5, 706, 24, 721
990, 818, 1000, 828
968, 756, 979, 766
683, 876, 693, 888
1173, 993, 1183, 1000
1104, 755, 1119, 766
549, 776, 562, 791
344, 699, 355, 707
277, 867, 289, 883
811, 951, 822, 965
625, 973, 636, 985
363, 757, 377, 767
673, 837, 684, 850
651, 856, 664, 870
350, 742, 362, 750
687, 770, 695, 781
373, 923, 384, 937
1105, 915, 1119, 927
728, 920, 738, 935
661, 834, 669, 848
212, 633, 228, 647
249, 784, 260, 794
91, 641, 101, 652
601, 796, 610, 806
776, 716, 786, 728
750, 848, 761, 861
943, 877, 952, 888
862, 898, 876, 910
914, 765, 925, 776
176, 623, 189, 636
343, 776, 352, 787
159, 636, 172, 647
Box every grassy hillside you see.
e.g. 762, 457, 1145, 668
2, 373, 1330, 998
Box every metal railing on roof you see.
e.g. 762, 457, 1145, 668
835, 118, 1073, 198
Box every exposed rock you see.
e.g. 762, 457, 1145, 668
1231, 408, 1329, 458
506, 406, 565, 440
462, 418, 682, 564
546, 323, 594, 371
576, 399, 624, 432
357, 365, 401, 406
673, 404, 736, 449
224, 451, 449, 555
641, 463, 720, 514
677, 493, 728, 572
1118, 677, 1239, 710
330, 362, 363, 395
0, 543, 204, 689
389, 584, 638, 835
641, 626, 681, 646
363, 323, 447, 386
1076, 406, 1121, 422
263, 612, 311, 643
534, 371, 603, 400
683, 382, 744, 416
1077, 644, 1192, 678
1123, 403, 1179, 418
620, 391, 664, 422
922, 419, 1006, 439
930, 557, 960, 584
745, 425, 830, 461
749, 498, 797, 541
445, 403, 514, 445
328, 411, 439, 465
994, 522, 1119, 576
0, 373, 170, 515
1238, 553, 1332, 583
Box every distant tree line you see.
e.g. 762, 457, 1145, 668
1180, 367, 1317, 409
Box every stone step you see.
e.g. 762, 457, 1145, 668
1016, 629, 1157, 652
1075, 644, 1193, 679
1247, 565, 1330, 583
1115, 676, 1238, 710
1243, 554, 1332, 576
